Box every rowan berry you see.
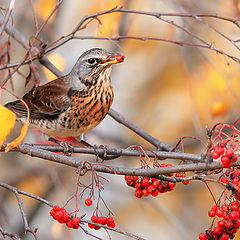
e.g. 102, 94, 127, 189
221, 233, 230, 240
225, 220, 233, 229
50, 209, 55, 217
229, 211, 239, 221
169, 182, 176, 188
141, 177, 150, 187
211, 205, 218, 211
85, 198, 93, 206
212, 151, 220, 159
218, 220, 226, 228
88, 223, 95, 229
213, 226, 222, 235
135, 182, 141, 188
235, 219, 240, 227
62, 212, 70, 222
225, 148, 234, 158
221, 156, 231, 167
134, 189, 142, 198
91, 215, 98, 223
66, 219, 74, 228
147, 185, 155, 194
208, 210, 216, 217
231, 154, 238, 163
198, 232, 207, 240
151, 189, 159, 197
124, 175, 130, 181
100, 216, 108, 225
216, 146, 225, 156
71, 216, 80, 226
152, 180, 159, 188
182, 180, 190, 185
73, 224, 79, 229
175, 172, 184, 177
220, 177, 229, 184
216, 209, 224, 218
107, 217, 115, 228
142, 188, 149, 196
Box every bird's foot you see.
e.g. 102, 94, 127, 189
48, 137, 73, 156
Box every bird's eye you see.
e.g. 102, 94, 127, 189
87, 58, 96, 64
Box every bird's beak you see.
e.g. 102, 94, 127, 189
100, 55, 124, 65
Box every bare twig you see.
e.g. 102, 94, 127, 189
0, 225, 21, 240
0, 0, 16, 36
80, 219, 146, 240
0, 182, 38, 239
0, 181, 53, 207
2, 7, 240, 72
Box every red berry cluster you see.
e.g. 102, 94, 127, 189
220, 168, 240, 200
124, 164, 190, 198
125, 175, 176, 198
199, 202, 240, 240
50, 205, 80, 229
88, 215, 115, 230
211, 146, 237, 167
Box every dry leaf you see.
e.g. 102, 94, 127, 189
0, 104, 16, 147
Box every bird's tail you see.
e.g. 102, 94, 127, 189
4, 100, 28, 119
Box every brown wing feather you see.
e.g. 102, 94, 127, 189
5, 78, 71, 120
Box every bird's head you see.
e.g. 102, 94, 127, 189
71, 48, 124, 87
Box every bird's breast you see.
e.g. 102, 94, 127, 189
58, 80, 114, 135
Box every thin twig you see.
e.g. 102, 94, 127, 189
0, 182, 38, 239
0, 181, 53, 207
0, 0, 16, 36
0, 225, 21, 240
80, 220, 146, 240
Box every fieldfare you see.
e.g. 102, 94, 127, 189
5, 48, 124, 140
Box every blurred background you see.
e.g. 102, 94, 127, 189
1, 0, 240, 239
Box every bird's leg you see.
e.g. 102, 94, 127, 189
48, 137, 73, 156
75, 134, 93, 147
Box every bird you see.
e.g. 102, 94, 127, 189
4, 48, 124, 143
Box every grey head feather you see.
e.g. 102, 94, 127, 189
69, 48, 116, 87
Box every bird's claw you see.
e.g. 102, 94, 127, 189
60, 141, 73, 156
48, 137, 73, 156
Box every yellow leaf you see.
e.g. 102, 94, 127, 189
0, 104, 16, 147
5, 101, 30, 152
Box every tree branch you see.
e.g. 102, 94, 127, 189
6, 143, 201, 162
1, 143, 237, 176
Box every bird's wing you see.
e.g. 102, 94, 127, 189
5, 78, 71, 120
